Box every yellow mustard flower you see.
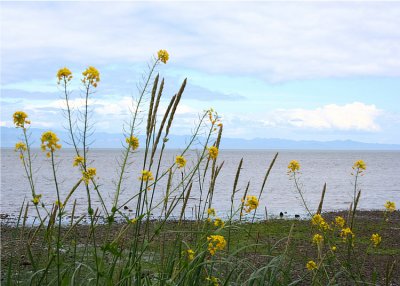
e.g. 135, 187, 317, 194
126, 135, 139, 150
370, 233, 382, 247
130, 218, 138, 224
32, 194, 42, 205
306, 260, 318, 271
186, 249, 195, 261
243, 195, 259, 213
206, 276, 219, 286
353, 160, 366, 171
384, 201, 396, 212
312, 234, 323, 245
15, 142, 27, 152
73, 156, 84, 167
331, 246, 337, 251
175, 155, 187, 168
334, 216, 346, 228
57, 67, 73, 83
41, 131, 61, 157
13, 111, 30, 128
208, 146, 219, 160
157, 49, 169, 64
82, 167, 97, 184
55, 200, 63, 208
139, 170, 154, 182
311, 214, 330, 231
207, 208, 216, 216
207, 235, 226, 256
288, 160, 300, 172
214, 218, 225, 228
340, 227, 355, 240
82, 66, 100, 87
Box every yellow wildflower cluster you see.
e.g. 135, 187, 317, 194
384, 201, 396, 212
306, 260, 318, 271
288, 160, 300, 173
157, 49, 169, 64
208, 146, 219, 160
370, 233, 382, 247
130, 218, 138, 224
207, 108, 220, 125
334, 216, 346, 228
243, 195, 259, 213
82, 66, 100, 87
340, 227, 355, 240
13, 111, 30, 128
175, 155, 187, 168
207, 235, 226, 256
55, 200, 63, 208
82, 167, 97, 184
15, 142, 27, 152
311, 214, 330, 231
57, 67, 73, 83
126, 135, 139, 150
214, 218, 225, 228
32, 194, 42, 205
207, 208, 216, 217
73, 156, 85, 167
312, 234, 323, 245
40, 131, 61, 157
185, 249, 195, 261
206, 276, 219, 286
139, 170, 154, 182
352, 160, 366, 171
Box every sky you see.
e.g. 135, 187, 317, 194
1, 1, 400, 144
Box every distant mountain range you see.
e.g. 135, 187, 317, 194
1, 127, 399, 150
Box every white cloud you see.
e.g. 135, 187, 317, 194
263, 102, 381, 131
1, 2, 400, 82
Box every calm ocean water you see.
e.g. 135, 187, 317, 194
1, 149, 399, 220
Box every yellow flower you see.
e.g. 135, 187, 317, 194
288, 160, 300, 172
82, 167, 97, 184
13, 111, 29, 128
55, 200, 63, 208
126, 135, 139, 150
340, 227, 355, 240
312, 234, 323, 245
334, 216, 346, 228
206, 276, 219, 286
139, 170, 154, 182
130, 218, 138, 224
370, 233, 382, 247
57, 67, 73, 83
207, 208, 216, 216
243, 195, 259, 213
15, 142, 27, 152
175, 155, 187, 168
82, 66, 100, 87
40, 131, 61, 155
306, 260, 318, 271
32, 194, 42, 205
331, 246, 337, 251
352, 160, 366, 171
157, 49, 169, 64
311, 214, 330, 231
208, 146, 219, 160
73, 156, 84, 167
207, 235, 226, 256
214, 218, 225, 228
186, 249, 195, 261
384, 201, 396, 212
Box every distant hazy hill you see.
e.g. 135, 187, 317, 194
1, 127, 399, 150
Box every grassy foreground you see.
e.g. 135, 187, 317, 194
1, 211, 399, 285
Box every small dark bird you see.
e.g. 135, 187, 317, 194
123, 206, 129, 210
279, 212, 284, 218
295, 214, 300, 218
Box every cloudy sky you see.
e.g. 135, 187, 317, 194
1, 1, 400, 144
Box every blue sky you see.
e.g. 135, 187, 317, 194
1, 1, 400, 144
